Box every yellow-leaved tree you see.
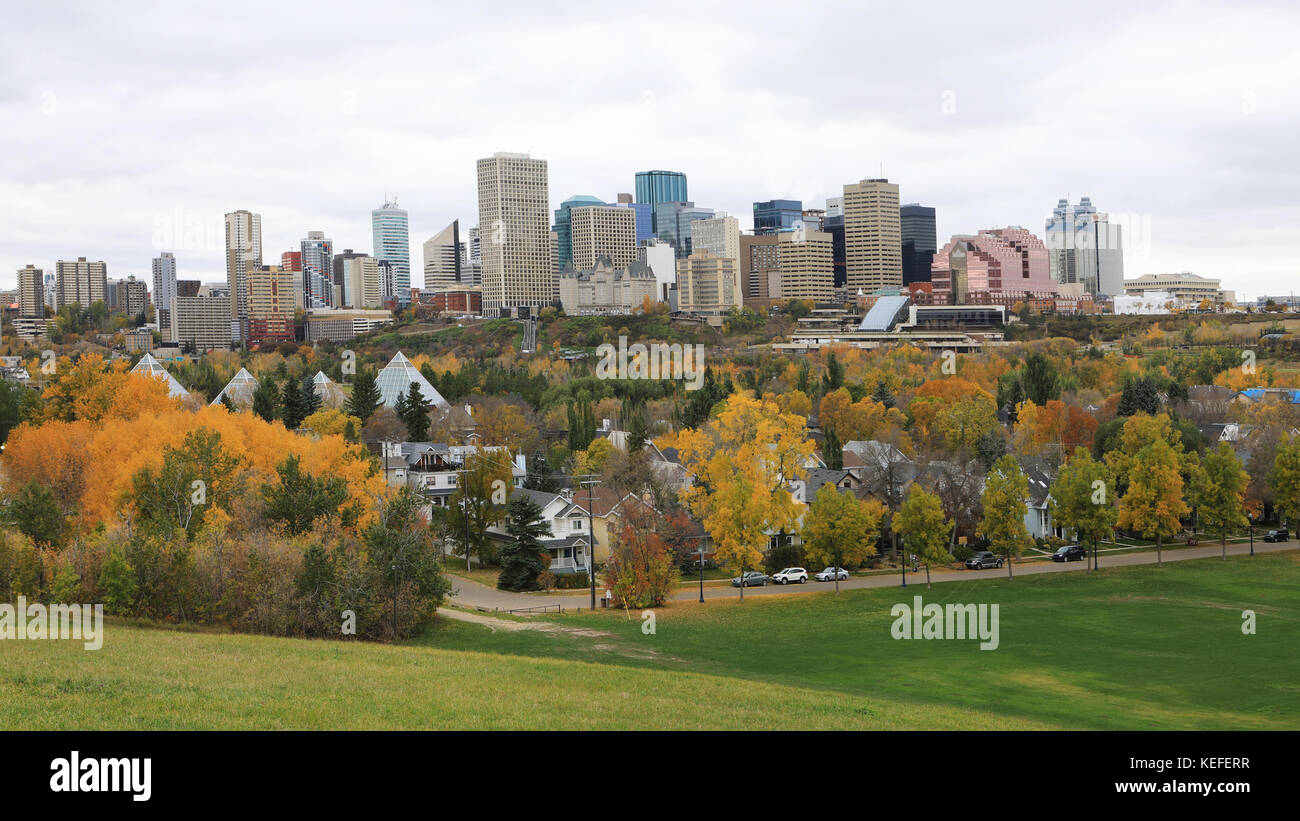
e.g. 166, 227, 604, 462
670, 392, 814, 600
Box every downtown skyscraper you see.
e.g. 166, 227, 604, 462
635, 170, 687, 233
371, 199, 411, 305
476, 152, 551, 317
1045, 196, 1124, 296
842, 178, 901, 293
900, 204, 937, 285
152, 251, 177, 328
225, 209, 262, 343
300, 230, 334, 308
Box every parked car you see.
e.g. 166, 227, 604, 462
1263, 529, 1289, 543
730, 571, 769, 588
965, 551, 1003, 569
1052, 544, 1087, 562
772, 567, 808, 584
815, 566, 850, 582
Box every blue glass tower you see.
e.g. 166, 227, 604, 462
635, 170, 688, 232
753, 199, 803, 235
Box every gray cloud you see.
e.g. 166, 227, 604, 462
2, 0, 1296, 300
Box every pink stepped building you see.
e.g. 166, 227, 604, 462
931, 227, 1057, 304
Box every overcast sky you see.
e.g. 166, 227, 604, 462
2, 0, 1296, 299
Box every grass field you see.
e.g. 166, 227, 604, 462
2, 552, 1296, 729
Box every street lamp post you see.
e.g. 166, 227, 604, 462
899, 534, 906, 588
391, 563, 398, 639
696, 542, 706, 603
1249, 512, 1255, 557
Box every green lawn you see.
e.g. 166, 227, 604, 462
421, 551, 1300, 730
2, 552, 1295, 729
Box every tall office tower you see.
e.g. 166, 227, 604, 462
246, 265, 296, 344
635, 170, 688, 232
224, 210, 262, 343
552, 195, 605, 272
676, 250, 741, 319
753, 199, 803, 235
570, 205, 637, 271
371, 200, 411, 305
691, 215, 741, 277
280, 251, 304, 310
900, 203, 937, 285
423, 220, 464, 289
739, 233, 780, 301
822, 205, 847, 289
842, 178, 902, 292
614, 192, 653, 243
378, 260, 397, 304
461, 225, 482, 287
1045, 196, 1124, 296
931, 227, 1055, 304
637, 239, 676, 303
300, 231, 334, 308
654, 202, 716, 259
476, 152, 551, 317
54, 257, 108, 309
333, 250, 382, 308
17, 265, 44, 317
777, 231, 834, 301
151, 252, 177, 328
42, 272, 57, 309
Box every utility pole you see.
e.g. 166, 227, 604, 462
581, 476, 599, 610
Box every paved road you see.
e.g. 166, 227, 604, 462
448, 539, 1297, 612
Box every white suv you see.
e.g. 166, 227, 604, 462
771, 567, 808, 585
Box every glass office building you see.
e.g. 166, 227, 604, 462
371, 200, 411, 305
654, 201, 715, 259
753, 199, 803, 235
552, 194, 606, 272
635, 170, 688, 232
900, 203, 937, 285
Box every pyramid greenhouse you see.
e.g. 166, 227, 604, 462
375, 352, 448, 409
130, 353, 190, 400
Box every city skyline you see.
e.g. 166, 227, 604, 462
2, 2, 1297, 299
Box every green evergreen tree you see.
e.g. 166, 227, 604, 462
399, 383, 431, 441
497, 495, 551, 591
347, 368, 382, 422
823, 427, 843, 470
252, 373, 281, 422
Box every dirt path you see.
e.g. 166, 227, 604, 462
437, 607, 612, 638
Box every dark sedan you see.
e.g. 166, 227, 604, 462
1052, 544, 1087, 562
730, 571, 769, 588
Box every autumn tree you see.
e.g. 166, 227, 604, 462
671, 392, 814, 601
800, 485, 884, 592
893, 485, 953, 588
978, 455, 1033, 578
1195, 441, 1248, 560
445, 451, 512, 569
1269, 437, 1300, 529
603, 502, 680, 607
1117, 437, 1188, 566
1048, 447, 1116, 570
